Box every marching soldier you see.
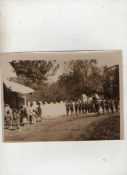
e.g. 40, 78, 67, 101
100, 99, 105, 114
70, 101, 74, 115
88, 102, 92, 113
105, 100, 109, 113
74, 101, 78, 115
81, 101, 85, 113
95, 100, 100, 116
65, 101, 70, 116
85, 101, 88, 113
114, 99, 119, 112
91, 102, 94, 112
109, 100, 114, 114
78, 101, 82, 114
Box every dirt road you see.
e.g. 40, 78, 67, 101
4, 112, 120, 142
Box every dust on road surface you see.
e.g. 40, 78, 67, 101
4, 112, 120, 142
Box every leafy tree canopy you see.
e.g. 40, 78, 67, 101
10, 59, 119, 102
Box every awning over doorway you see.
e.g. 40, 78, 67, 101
4, 80, 35, 95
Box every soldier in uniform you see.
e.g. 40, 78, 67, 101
100, 99, 105, 114
114, 98, 119, 112
91, 102, 94, 112
78, 101, 82, 114
70, 101, 74, 115
105, 100, 109, 113
95, 100, 100, 116
109, 100, 114, 114
81, 101, 85, 113
88, 102, 91, 113
65, 101, 70, 116
85, 101, 88, 113
74, 101, 78, 115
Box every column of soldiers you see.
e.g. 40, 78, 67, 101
65, 99, 119, 116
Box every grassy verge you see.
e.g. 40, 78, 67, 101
77, 114, 120, 140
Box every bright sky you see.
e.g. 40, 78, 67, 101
1, 59, 16, 80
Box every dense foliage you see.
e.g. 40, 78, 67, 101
10, 59, 119, 102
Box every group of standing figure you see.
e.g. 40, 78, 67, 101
65, 99, 119, 116
4, 98, 119, 130
4, 102, 43, 130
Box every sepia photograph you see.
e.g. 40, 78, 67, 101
0, 50, 123, 142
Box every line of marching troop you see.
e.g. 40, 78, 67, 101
65, 99, 119, 116
4, 102, 43, 130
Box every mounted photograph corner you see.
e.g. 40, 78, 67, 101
0, 50, 123, 142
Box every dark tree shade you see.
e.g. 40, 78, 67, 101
10, 60, 57, 84
101, 65, 119, 100
9, 59, 119, 103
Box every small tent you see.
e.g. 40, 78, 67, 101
82, 94, 88, 101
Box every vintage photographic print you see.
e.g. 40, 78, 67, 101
0, 51, 123, 142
